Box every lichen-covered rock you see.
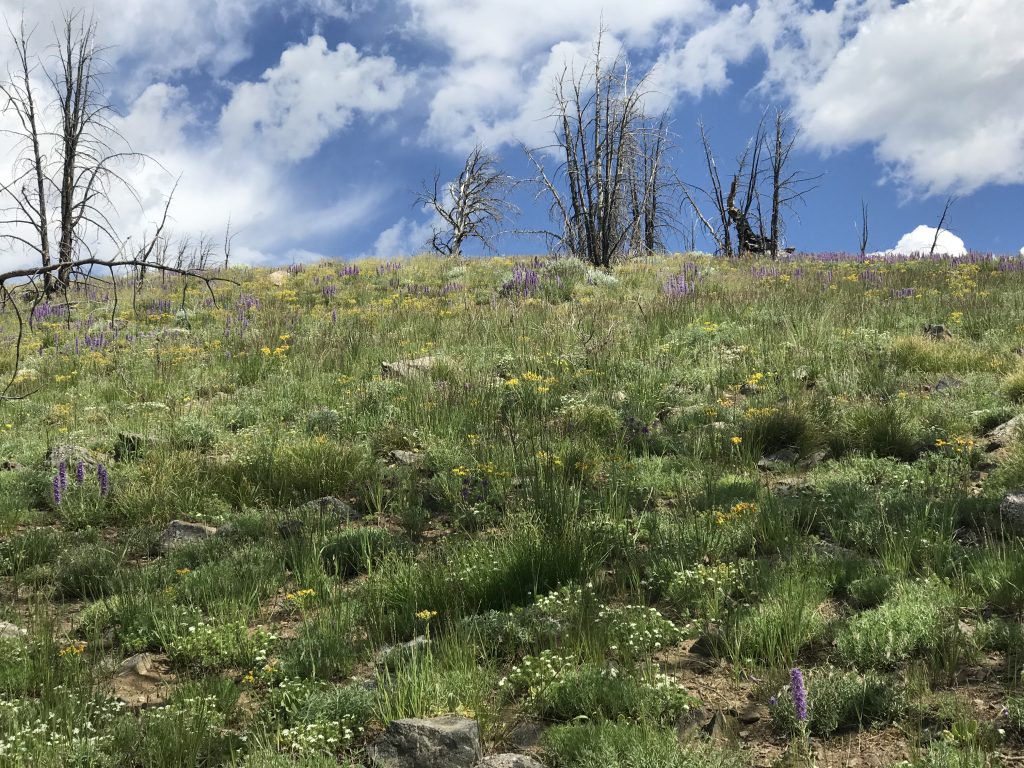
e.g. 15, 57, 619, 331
0, 621, 27, 640
381, 356, 438, 379
368, 716, 482, 768
156, 520, 218, 553
111, 652, 174, 707
985, 415, 1024, 451
300, 496, 361, 521
475, 755, 545, 768
999, 491, 1024, 536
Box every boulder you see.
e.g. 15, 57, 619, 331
757, 448, 799, 471
382, 356, 438, 379
0, 621, 27, 640
111, 652, 174, 707
114, 432, 154, 460
475, 756, 545, 768
376, 636, 431, 672
368, 716, 482, 768
999, 491, 1024, 536
46, 444, 104, 469
269, 270, 289, 286
984, 415, 1024, 451
156, 520, 218, 553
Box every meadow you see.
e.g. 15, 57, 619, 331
1, 251, 1023, 767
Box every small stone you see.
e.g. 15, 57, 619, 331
368, 716, 482, 768
474, 754, 545, 768
702, 710, 739, 747
734, 703, 767, 725
389, 450, 424, 467
376, 636, 431, 671
0, 621, 27, 639
156, 520, 218, 554
933, 376, 964, 393
999, 491, 1024, 536
111, 652, 174, 708
381, 356, 439, 379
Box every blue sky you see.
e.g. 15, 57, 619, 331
0, 0, 1021, 268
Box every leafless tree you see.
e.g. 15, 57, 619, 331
417, 146, 516, 258
858, 199, 869, 257
764, 108, 820, 257
681, 120, 733, 255
929, 194, 957, 257
525, 30, 670, 267
0, 11, 147, 294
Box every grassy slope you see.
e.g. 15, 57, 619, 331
1, 253, 1023, 767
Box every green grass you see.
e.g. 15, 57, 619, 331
2, 252, 1023, 765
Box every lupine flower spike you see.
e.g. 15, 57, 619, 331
790, 667, 808, 722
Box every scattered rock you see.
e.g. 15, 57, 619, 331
771, 477, 813, 497
757, 448, 799, 471
300, 496, 361, 521
46, 444, 103, 469
376, 636, 431, 672
389, 450, 424, 467
504, 720, 547, 752
702, 710, 739, 747
798, 447, 832, 469
111, 652, 174, 708
998, 491, 1024, 536
277, 519, 305, 540
0, 621, 27, 640
923, 323, 952, 340
732, 703, 768, 725
689, 625, 724, 658
475, 755, 544, 768
268, 270, 289, 286
368, 716, 482, 768
933, 376, 964, 393
382, 356, 439, 379
156, 520, 218, 553
984, 414, 1024, 451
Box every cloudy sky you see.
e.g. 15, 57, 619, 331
0, 0, 1020, 268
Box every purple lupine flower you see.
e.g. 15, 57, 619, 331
75, 460, 86, 484
790, 667, 808, 721
58, 461, 68, 491
97, 464, 109, 497
52, 475, 62, 505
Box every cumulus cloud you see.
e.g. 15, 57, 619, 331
220, 36, 413, 162
886, 225, 967, 257
776, 0, 1024, 194
371, 216, 438, 258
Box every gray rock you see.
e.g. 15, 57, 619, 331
984, 415, 1024, 451
999, 491, 1024, 536
933, 376, 964, 393
798, 447, 831, 469
368, 716, 482, 768
376, 636, 431, 671
757, 448, 799, 471
924, 323, 952, 340
301, 496, 361, 521
277, 519, 305, 540
389, 450, 424, 467
0, 621, 27, 640
475, 755, 545, 768
381, 356, 439, 379
156, 520, 218, 553
114, 432, 153, 460
111, 652, 174, 707
46, 444, 104, 469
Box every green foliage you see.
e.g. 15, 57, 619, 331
542, 722, 744, 768
835, 578, 957, 669
54, 542, 122, 600
321, 527, 400, 578
770, 665, 907, 737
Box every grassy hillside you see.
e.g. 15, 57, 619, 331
2, 252, 1024, 767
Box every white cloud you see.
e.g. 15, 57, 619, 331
887, 225, 966, 257
219, 36, 413, 162
1019, 246, 1024, 257
775, 0, 1024, 194
371, 216, 437, 257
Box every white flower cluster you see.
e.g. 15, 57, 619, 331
498, 649, 575, 698
0, 690, 125, 762
596, 604, 682, 658
278, 719, 362, 755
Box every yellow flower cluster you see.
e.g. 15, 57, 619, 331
415, 609, 438, 621
58, 641, 87, 658
715, 501, 757, 526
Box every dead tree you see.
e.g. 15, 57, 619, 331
0, 11, 146, 294
681, 120, 733, 256
764, 108, 820, 257
929, 195, 957, 257
417, 146, 516, 257
858, 199, 869, 258
526, 30, 669, 267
